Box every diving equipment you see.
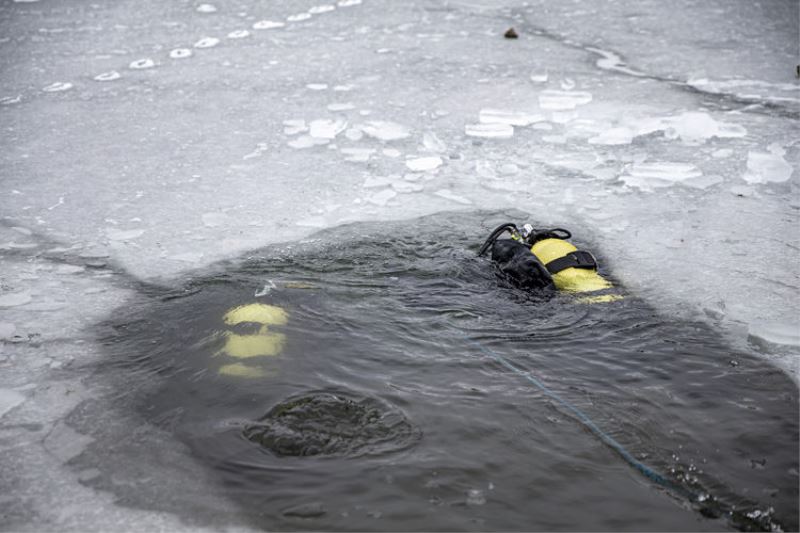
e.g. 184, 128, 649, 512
479, 222, 618, 298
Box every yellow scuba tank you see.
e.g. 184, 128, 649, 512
530, 238, 611, 293
479, 222, 623, 303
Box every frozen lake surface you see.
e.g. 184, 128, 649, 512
1, 0, 798, 530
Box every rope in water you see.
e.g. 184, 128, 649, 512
460, 332, 696, 500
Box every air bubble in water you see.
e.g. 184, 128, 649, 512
169, 48, 192, 59
42, 82, 73, 92
194, 37, 220, 48
94, 71, 121, 82
129, 58, 156, 69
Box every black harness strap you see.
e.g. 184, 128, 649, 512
545, 250, 597, 275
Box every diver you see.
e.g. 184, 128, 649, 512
478, 222, 622, 303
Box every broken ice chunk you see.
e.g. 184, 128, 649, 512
743, 144, 793, 184
406, 156, 442, 172
465, 123, 514, 138
288, 135, 327, 149
588, 127, 635, 145
421, 131, 447, 152
283, 119, 308, 135
479, 109, 544, 126
341, 147, 375, 162
620, 162, 703, 190
309, 119, 347, 139
434, 190, 471, 204
538, 90, 592, 110
359, 121, 411, 141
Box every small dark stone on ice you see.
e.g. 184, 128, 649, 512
504, 27, 518, 39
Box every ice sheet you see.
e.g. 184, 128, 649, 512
0, 0, 797, 529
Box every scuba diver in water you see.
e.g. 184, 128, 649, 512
478, 221, 623, 303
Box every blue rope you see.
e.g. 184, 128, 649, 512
461, 332, 695, 499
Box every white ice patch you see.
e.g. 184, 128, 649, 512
341, 147, 375, 162
434, 190, 471, 204
338, 0, 362, 5
538, 90, 592, 111
169, 48, 192, 59
405, 156, 442, 172
421, 131, 447, 153
0, 322, 16, 338
363, 176, 393, 188
194, 37, 220, 48
0, 389, 25, 419
287, 13, 312, 22
392, 181, 423, 193
588, 126, 635, 145
227, 29, 250, 39
296, 216, 327, 228
748, 321, 800, 352
0, 292, 32, 308
306, 83, 328, 90
327, 102, 355, 111
620, 162, 703, 190
743, 144, 793, 184
129, 58, 156, 69
479, 109, 544, 127
636, 111, 747, 144
253, 20, 285, 30
106, 228, 145, 241
585, 46, 645, 77
382, 148, 401, 158
0, 95, 22, 105
196, 3, 217, 13
530, 72, 549, 83
345, 128, 363, 141
243, 142, 268, 160
465, 123, 514, 139
283, 119, 308, 135
309, 118, 347, 139
93, 71, 121, 82
687, 77, 800, 105
359, 121, 411, 141
309, 5, 336, 14
367, 189, 397, 206
42, 82, 73, 92
201, 212, 230, 227
288, 135, 328, 149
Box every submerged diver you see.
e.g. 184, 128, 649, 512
478, 221, 622, 303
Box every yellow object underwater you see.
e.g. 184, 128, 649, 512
215, 302, 289, 378
223, 303, 288, 327
218, 331, 286, 358
531, 238, 613, 294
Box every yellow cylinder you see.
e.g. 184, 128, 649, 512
530, 238, 613, 293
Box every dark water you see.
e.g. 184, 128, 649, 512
74, 212, 798, 531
